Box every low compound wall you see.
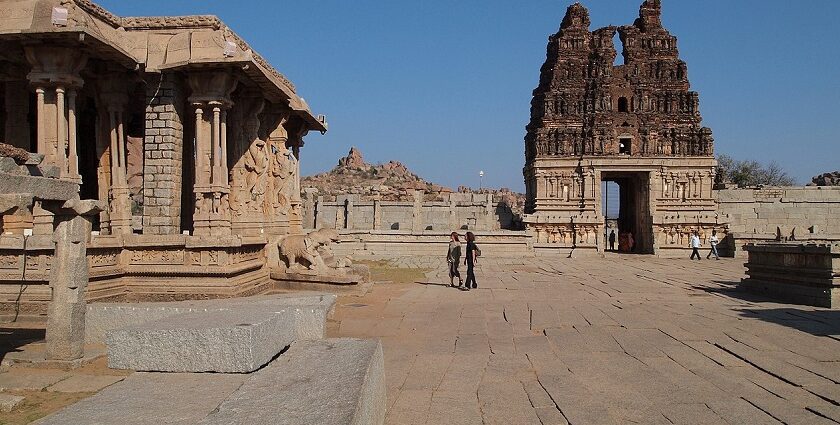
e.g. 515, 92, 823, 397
331, 230, 533, 260
303, 192, 520, 232
718, 187, 840, 256
741, 243, 839, 308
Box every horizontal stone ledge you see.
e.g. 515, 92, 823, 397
104, 295, 336, 373
87, 294, 334, 345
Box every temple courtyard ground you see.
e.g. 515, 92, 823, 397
330, 256, 840, 425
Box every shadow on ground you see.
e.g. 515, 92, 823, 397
0, 326, 45, 364
736, 308, 840, 337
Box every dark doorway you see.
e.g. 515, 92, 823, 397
618, 97, 629, 112
601, 172, 652, 254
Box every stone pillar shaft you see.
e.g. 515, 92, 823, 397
36, 88, 46, 155
67, 89, 79, 179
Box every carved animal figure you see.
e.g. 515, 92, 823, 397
278, 228, 341, 271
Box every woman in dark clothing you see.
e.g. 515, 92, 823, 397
464, 232, 478, 290
447, 232, 462, 287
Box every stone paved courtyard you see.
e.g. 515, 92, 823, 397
329, 256, 840, 425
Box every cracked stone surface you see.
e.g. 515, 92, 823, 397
329, 255, 840, 425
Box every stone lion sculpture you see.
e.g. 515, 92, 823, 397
278, 228, 341, 272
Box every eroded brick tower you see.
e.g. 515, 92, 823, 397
523, 1, 724, 256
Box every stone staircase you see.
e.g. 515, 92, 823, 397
36, 294, 385, 424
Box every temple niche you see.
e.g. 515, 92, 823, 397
523, 1, 725, 256
0, 0, 331, 313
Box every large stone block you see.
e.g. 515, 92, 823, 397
108, 308, 291, 373
86, 294, 334, 345
199, 338, 386, 425
103, 295, 336, 372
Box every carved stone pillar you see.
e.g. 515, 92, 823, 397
24, 45, 87, 183
96, 75, 133, 235
187, 71, 238, 237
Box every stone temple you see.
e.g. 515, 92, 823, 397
523, 0, 720, 255
0, 0, 331, 313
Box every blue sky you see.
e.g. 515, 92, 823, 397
99, 0, 840, 190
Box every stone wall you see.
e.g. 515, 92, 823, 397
143, 74, 185, 235
305, 192, 519, 232
331, 230, 533, 260
717, 187, 840, 255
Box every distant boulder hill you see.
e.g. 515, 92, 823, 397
302, 147, 525, 210
809, 171, 840, 187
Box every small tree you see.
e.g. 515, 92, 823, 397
716, 154, 796, 187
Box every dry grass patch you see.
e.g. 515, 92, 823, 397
356, 260, 429, 284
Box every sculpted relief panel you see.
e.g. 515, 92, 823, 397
228, 99, 300, 234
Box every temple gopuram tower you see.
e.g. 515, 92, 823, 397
522, 1, 724, 256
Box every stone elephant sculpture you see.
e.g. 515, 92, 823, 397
278, 228, 341, 271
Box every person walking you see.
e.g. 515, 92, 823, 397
608, 230, 616, 251
447, 232, 463, 287
464, 232, 479, 290
689, 230, 702, 260
706, 229, 720, 260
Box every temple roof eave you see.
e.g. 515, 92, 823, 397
0, 27, 138, 71
157, 59, 327, 133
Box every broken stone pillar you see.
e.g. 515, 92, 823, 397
373, 198, 382, 230
448, 195, 458, 231
45, 200, 102, 362
315, 196, 325, 229
412, 190, 423, 233
484, 194, 496, 231
344, 198, 354, 230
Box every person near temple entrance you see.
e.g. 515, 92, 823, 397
706, 229, 720, 260
447, 232, 463, 287
464, 232, 479, 290
608, 230, 616, 251
690, 230, 702, 260
628, 232, 635, 253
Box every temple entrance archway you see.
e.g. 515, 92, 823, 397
600, 171, 653, 254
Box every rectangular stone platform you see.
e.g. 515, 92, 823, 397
104, 294, 336, 373
36, 338, 385, 425
741, 243, 840, 308
87, 294, 335, 344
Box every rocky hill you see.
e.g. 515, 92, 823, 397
809, 171, 840, 186
302, 147, 452, 201
302, 148, 525, 213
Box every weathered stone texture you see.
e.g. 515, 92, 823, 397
85, 294, 335, 344
143, 73, 185, 235
105, 295, 335, 372
718, 187, 840, 240
741, 243, 840, 308
521, 1, 720, 256
199, 338, 386, 425
37, 338, 385, 425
